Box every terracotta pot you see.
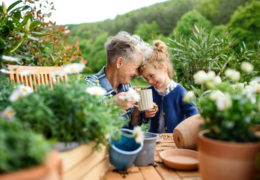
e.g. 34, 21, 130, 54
198, 131, 260, 180
0, 150, 62, 180
173, 114, 204, 149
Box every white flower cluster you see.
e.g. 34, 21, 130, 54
0, 106, 16, 121
210, 91, 232, 111
225, 69, 240, 81
9, 85, 33, 102
0, 68, 11, 74
249, 79, 260, 93
1, 55, 19, 62
194, 70, 222, 86
241, 62, 254, 73
119, 87, 140, 102
86, 86, 107, 96
63, 63, 85, 74
133, 126, 144, 144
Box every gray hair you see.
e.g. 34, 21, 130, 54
104, 31, 152, 65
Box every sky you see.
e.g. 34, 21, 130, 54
4, 0, 167, 25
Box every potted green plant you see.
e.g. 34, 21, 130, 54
0, 117, 61, 180
5, 63, 125, 179
184, 62, 260, 180
9, 67, 124, 148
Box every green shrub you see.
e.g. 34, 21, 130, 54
0, 118, 52, 172
169, 26, 234, 89
228, 0, 260, 48
174, 10, 212, 39
0, 75, 13, 111
11, 78, 125, 146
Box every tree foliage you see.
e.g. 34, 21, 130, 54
228, 0, 260, 48
0, 0, 86, 69
134, 21, 160, 42
174, 10, 212, 38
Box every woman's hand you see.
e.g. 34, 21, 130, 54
114, 92, 137, 110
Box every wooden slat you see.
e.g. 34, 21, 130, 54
28, 75, 33, 87
81, 157, 110, 180
102, 166, 144, 180
59, 142, 96, 173
25, 75, 29, 86
62, 144, 107, 180
176, 171, 200, 178
139, 166, 163, 180
155, 164, 182, 180
182, 177, 201, 180
47, 74, 53, 89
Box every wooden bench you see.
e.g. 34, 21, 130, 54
7, 65, 67, 89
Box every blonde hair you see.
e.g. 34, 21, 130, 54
139, 40, 174, 78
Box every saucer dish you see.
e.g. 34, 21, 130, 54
159, 149, 199, 170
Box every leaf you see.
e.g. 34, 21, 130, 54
30, 31, 51, 37
30, 20, 43, 29
7, 0, 22, 12
13, 10, 21, 21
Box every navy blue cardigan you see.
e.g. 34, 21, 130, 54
145, 85, 198, 133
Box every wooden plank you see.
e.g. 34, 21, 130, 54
182, 177, 201, 180
176, 171, 200, 178
139, 166, 163, 180
62, 145, 107, 180
102, 166, 144, 180
59, 142, 96, 173
155, 164, 182, 180
81, 157, 110, 180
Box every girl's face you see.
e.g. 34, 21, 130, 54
141, 63, 170, 91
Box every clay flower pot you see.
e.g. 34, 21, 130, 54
173, 114, 203, 149
198, 131, 260, 180
0, 150, 62, 180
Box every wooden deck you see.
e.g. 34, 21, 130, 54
102, 133, 201, 180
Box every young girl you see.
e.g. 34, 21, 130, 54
138, 40, 198, 133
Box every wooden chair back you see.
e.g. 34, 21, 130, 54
7, 65, 67, 89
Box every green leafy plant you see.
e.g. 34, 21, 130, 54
0, 118, 52, 172
185, 62, 260, 142
0, 0, 86, 68
169, 25, 259, 90
9, 76, 125, 146
169, 25, 234, 89
228, 0, 260, 49
0, 75, 13, 111
173, 10, 212, 39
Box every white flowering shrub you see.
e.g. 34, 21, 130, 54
188, 62, 260, 142
9, 78, 125, 146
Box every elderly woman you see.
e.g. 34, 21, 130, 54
85, 31, 151, 128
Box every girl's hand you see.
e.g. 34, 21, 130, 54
145, 108, 156, 118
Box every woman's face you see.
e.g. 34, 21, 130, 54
118, 53, 143, 84
141, 63, 170, 91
